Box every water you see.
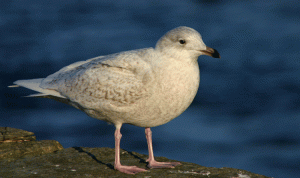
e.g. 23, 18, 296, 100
2, 1, 300, 177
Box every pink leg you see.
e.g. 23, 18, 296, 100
114, 127, 147, 174
145, 127, 181, 168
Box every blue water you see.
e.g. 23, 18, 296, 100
2, 1, 300, 177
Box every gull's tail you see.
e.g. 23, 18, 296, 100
9, 78, 65, 98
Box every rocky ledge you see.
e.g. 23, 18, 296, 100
0, 127, 269, 178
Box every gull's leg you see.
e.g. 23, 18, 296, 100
145, 127, 181, 168
114, 126, 147, 174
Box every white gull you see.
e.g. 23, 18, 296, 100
10, 26, 220, 174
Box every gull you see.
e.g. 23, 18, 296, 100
9, 26, 220, 174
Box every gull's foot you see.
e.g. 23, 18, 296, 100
115, 164, 148, 174
147, 160, 181, 169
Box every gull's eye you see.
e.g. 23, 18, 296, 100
179, 39, 186, 44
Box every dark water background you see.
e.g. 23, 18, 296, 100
2, 1, 300, 177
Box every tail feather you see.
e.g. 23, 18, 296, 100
24, 93, 50, 97
8, 85, 20, 88
11, 78, 66, 98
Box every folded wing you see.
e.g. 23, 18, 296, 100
40, 49, 155, 110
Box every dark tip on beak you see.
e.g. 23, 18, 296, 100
201, 47, 221, 58
211, 49, 220, 58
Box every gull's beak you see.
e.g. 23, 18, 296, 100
200, 46, 221, 58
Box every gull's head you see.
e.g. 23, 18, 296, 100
155, 26, 220, 61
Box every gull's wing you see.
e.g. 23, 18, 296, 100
40, 48, 155, 111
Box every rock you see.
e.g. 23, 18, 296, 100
0, 127, 270, 177
0, 127, 63, 162
0, 127, 36, 142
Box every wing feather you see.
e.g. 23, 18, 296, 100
40, 49, 154, 110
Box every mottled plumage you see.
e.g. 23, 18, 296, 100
10, 26, 220, 174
